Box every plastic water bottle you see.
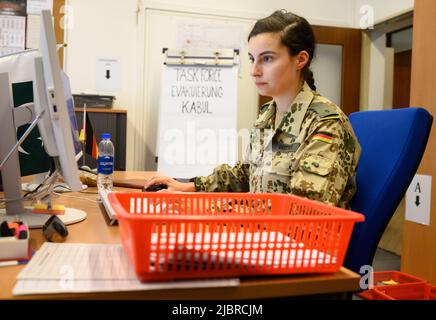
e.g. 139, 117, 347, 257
97, 133, 114, 192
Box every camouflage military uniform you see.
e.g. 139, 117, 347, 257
194, 82, 361, 208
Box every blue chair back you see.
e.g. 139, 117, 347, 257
345, 107, 433, 273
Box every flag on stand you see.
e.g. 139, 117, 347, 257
79, 112, 98, 159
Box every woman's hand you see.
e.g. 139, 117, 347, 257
143, 175, 195, 193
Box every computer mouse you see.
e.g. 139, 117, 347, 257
143, 183, 168, 192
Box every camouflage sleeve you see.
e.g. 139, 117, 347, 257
194, 161, 250, 192
290, 119, 358, 206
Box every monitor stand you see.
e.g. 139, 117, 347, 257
21, 172, 46, 192
0, 207, 87, 229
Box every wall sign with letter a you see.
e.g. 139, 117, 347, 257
406, 174, 432, 226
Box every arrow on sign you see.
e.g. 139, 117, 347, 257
105, 70, 111, 79
415, 195, 421, 207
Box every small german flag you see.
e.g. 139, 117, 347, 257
313, 132, 334, 144
79, 113, 98, 159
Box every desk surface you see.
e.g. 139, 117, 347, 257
0, 171, 361, 300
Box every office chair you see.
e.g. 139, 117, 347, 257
344, 107, 433, 273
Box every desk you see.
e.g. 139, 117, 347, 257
0, 171, 361, 300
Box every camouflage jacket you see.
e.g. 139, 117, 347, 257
194, 82, 361, 208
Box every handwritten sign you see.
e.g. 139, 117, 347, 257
157, 65, 238, 178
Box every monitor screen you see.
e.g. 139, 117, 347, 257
62, 71, 82, 158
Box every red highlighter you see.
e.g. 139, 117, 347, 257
7, 222, 19, 237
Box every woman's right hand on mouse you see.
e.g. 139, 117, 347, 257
144, 175, 195, 193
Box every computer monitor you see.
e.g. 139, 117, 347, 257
0, 49, 83, 191
0, 10, 87, 227
0, 50, 52, 188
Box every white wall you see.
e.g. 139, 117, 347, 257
65, 0, 139, 170
137, 0, 357, 27
354, 0, 413, 25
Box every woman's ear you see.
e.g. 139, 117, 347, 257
295, 50, 309, 70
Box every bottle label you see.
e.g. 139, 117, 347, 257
98, 156, 114, 174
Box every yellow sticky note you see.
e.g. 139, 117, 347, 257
33, 203, 48, 210
52, 205, 65, 211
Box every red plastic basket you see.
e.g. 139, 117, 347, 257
357, 271, 427, 300
373, 271, 426, 287
357, 289, 391, 300
109, 192, 365, 282
375, 283, 436, 300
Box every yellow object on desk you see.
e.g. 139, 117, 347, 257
32, 204, 65, 215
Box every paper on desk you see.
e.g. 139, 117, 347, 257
147, 231, 337, 273
13, 242, 239, 296
17, 243, 138, 280
13, 277, 239, 296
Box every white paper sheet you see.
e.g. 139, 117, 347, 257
0, 14, 25, 55
13, 277, 239, 296
13, 242, 239, 296
175, 22, 245, 75
27, 0, 53, 15
157, 65, 238, 178
406, 174, 432, 226
176, 22, 244, 53
96, 57, 121, 92
148, 232, 336, 272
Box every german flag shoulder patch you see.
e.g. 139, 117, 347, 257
312, 132, 334, 144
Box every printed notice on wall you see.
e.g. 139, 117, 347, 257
176, 22, 244, 53
0, 15, 25, 56
176, 22, 246, 75
405, 174, 432, 226
96, 57, 121, 92
157, 65, 238, 178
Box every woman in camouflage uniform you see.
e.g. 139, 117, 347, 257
144, 10, 361, 208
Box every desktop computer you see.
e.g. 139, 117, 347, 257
0, 10, 87, 228
0, 49, 85, 193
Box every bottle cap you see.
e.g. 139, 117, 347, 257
102, 133, 111, 139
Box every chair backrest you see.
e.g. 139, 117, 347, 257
344, 107, 433, 273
